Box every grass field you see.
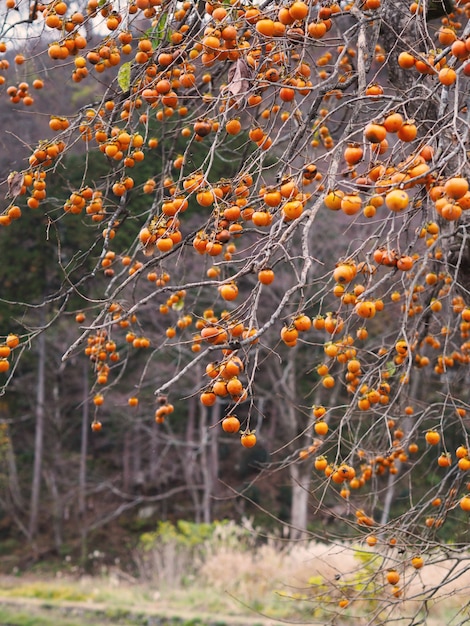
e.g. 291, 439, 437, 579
2, 537, 470, 626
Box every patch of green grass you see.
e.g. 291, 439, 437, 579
1, 582, 89, 602
0, 605, 232, 626
0, 606, 98, 626
103, 607, 134, 622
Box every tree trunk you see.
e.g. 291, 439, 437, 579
0, 419, 26, 537
184, 395, 203, 522
132, 420, 143, 491
49, 374, 63, 552
123, 431, 131, 492
201, 401, 219, 524
282, 350, 312, 539
209, 401, 219, 501
148, 419, 159, 484
44, 468, 62, 552
79, 360, 89, 567
29, 329, 46, 544
289, 462, 311, 540
4, 423, 23, 509
200, 405, 211, 524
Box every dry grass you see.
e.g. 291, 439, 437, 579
3, 531, 470, 625
196, 539, 470, 624
133, 522, 470, 624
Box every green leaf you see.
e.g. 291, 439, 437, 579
385, 361, 396, 377
151, 12, 168, 46
171, 299, 184, 311
117, 62, 131, 92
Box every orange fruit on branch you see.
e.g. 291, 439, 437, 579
289, 1, 308, 20
444, 177, 469, 200
460, 496, 470, 512
258, 268, 275, 285
341, 194, 362, 215
364, 122, 387, 143
314, 456, 328, 471
293, 314, 311, 332
397, 121, 417, 142
222, 415, 241, 433
344, 143, 363, 165
386, 570, 400, 585
314, 420, 329, 436
241, 431, 257, 447
256, 19, 275, 37
281, 325, 298, 345
385, 189, 409, 211
398, 51, 415, 69
333, 262, 357, 284
425, 430, 440, 446
282, 199, 304, 220
226, 118, 242, 135
324, 189, 344, 210
219, 283, 239, 301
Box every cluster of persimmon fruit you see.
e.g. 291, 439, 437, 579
0, 0, 385, 222
196, 314, 258, 446
82, 326, 159, 428
0, 0, 468, 479
154, 394, 175, 424
307, 410, 414, 490
84, 327, 122, 393
397, 21, 470, 86
1, 0, 466, 235
302, 407, 470, 553
0, 334, 20, 374
77, 301, 155, 408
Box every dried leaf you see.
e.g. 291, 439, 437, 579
227, 58, 251, 100
7, 171, 24, 197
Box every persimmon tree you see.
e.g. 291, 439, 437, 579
1, 0, 470, 621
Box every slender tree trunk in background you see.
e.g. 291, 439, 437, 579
148, 421, 159, 483
44, 468, 62, 552
4, 424, 23, 509
123, 431, 131, 492
267, 351, 311, 539
50, 375, 63, 552
201, 405, 211, 524
209, 400, 219, 500
184, 395, 203, 522
289, 462, 311, 540
280, 350, 311, 540
79, 360, 89, 567
0, 419, 26, 537
7, 446, 22, 508
201, 401, 220, 524
132, 421, 143, 490
286, 361, 342, 539
29, 330, 46, 545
